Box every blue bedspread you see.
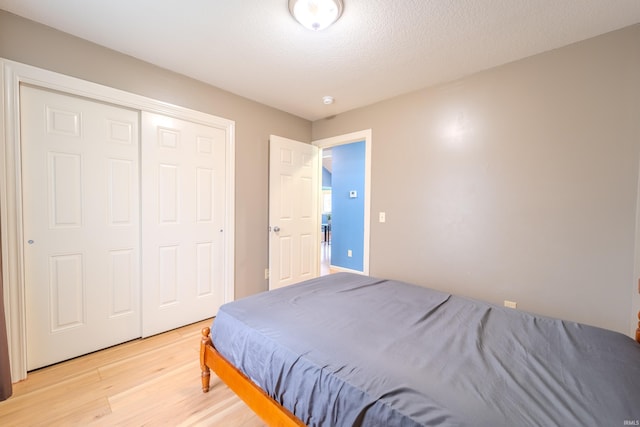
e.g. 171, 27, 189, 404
211, 273, 640, 426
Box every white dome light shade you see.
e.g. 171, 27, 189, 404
289, 0, 344, 31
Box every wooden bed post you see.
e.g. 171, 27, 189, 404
199, 324, 306, 426
200, 327, 212, 392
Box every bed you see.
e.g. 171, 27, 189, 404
200, 272, 640, 426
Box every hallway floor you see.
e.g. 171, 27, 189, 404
320, 242, 332, 276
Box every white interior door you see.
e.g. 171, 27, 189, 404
141, 112, 227, 336
21, 85, 141, 370
269, 135, 319, 290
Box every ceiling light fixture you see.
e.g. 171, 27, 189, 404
289, 0, 344, 31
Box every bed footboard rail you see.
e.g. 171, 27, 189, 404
199, 326, 305, 426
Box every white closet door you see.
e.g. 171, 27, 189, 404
141, 112, 227, 337
21, 85, 141, 370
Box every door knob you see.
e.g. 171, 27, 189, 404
273, 226, 280, 232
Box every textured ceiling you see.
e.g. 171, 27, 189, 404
1, 0, 639, 121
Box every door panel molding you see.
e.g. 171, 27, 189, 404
0, 58, 235, 381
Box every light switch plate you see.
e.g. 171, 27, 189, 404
504, 300, 517, 309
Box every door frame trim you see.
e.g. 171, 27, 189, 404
313, 129, 371, 275
0, 58, 236, 381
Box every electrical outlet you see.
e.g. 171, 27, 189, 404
379, 212, 386, 223
264, 268, 270, 280
504, 300, 517, 309
347, 250, 352, 257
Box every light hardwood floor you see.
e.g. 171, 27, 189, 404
0, 319, 265, 426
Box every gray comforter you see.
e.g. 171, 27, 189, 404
211, 273, 640, 426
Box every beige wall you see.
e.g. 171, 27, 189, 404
2, 9, 639, 335
0, 10, 311, 299
313, 24, 640, 335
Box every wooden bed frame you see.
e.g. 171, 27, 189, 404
200, 326, 305, 426
201, 312, 640, 426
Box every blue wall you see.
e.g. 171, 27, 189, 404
331, 141, 365, 271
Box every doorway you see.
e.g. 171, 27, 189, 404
320, 148, 332, 275
314, 130, 371, 276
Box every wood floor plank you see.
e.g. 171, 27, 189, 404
97, 342, 196, 395
0, 370, 104, 423
0, 319, 265, 426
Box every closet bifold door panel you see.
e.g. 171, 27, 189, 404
21, 85, 141, 370
20, 86, 229, 370
140, 112, 227, 337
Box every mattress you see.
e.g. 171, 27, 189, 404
211, 273, 640, 426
